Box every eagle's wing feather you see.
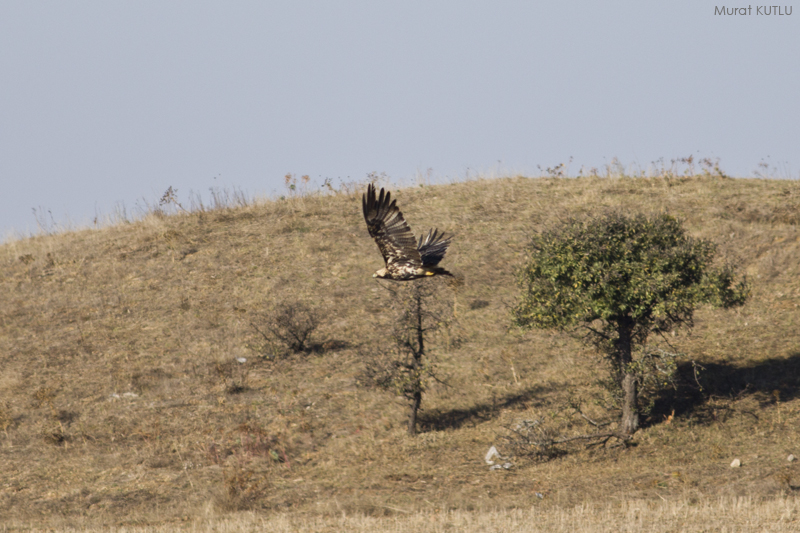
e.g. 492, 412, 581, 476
417, 229, 451, 267
363, 184, 422, 267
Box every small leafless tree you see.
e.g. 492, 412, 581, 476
366, 279, 455, 435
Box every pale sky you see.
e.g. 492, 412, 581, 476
1, 1, 798, 239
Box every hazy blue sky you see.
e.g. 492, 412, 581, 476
1, 1, 798, 238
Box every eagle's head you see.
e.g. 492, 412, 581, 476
373, 268, 389, 278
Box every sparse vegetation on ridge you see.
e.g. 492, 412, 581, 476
1, 174, 799, 529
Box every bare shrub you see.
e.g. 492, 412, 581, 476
504, 417, 568, 461
218, 464, 270, 511
211, 420, 287, 511
213, 360, 250, 394
504, 401, 618, 460
251, 301, 323, 357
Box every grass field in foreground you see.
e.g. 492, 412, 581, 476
1, 174, 799, 528
4, 496, 800, 532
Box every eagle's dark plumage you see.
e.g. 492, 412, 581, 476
362, 184, 453, 280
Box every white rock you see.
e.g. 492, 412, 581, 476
122, 392, 139, 399
730, 458, 741, 468
788, 454, 796, 462
485, 446, 501, 465
236, 357, 247, 364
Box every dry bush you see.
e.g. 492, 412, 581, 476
213, 360, 250, 394
504, 416, 570, 461
210, 420, 291, 511
252, 301, 324, 356
503, 397, 621, 461
218, 464, 271, 511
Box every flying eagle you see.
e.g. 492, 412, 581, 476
362, 184, 453, 280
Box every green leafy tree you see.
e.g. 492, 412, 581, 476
513, 212, 748, 436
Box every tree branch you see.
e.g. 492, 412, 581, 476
582, 324, 611, 341
577, 410, 611, 428
551, 431, 619, 445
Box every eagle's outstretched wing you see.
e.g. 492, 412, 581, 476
362, 184, 422, 268
417, 229, 451, 267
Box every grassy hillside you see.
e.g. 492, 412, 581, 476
1, 175, 800, 529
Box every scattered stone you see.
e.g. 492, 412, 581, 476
109, 392, 139, 401
236, 357, 247, 364
489, 463, 513, 471
788, 454, 796, 462
485, 446, 501, 465
535, 492, 544, 499
730, 458, 741, 468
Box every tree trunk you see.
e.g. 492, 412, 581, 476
408, 389, 421, 436
408, 286, 424, 436
620, 372, 639, 435
617, 318, 639, 435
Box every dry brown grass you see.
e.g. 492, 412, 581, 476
1, 175, 799, 529
4, 496, 800, 531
